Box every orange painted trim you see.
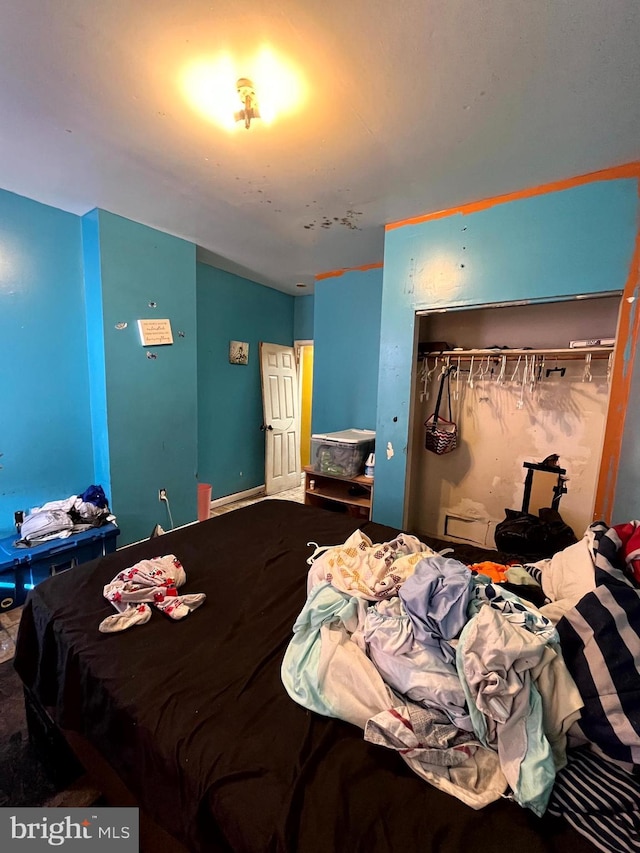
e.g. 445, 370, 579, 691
315, 261, 383, 281
386, 162, 640, 232
594, 189, 640, 522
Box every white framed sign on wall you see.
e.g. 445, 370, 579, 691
137, 319, 174, 346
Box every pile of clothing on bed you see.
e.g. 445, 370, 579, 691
282, 521, 640, 851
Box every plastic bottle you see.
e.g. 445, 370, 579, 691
364, 453, 375, 478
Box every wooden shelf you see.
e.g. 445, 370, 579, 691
303, 466, 373, 519
308, 485, 371, 508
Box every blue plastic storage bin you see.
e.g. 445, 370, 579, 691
0, 523, 119, 611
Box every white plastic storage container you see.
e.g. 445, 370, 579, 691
310, 429, 376, 478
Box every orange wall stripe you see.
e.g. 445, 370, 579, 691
386, 162, 640, 232
594, 189, 640, 522
315, 261, 383, 281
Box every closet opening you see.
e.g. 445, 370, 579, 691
405, 292, 622, 549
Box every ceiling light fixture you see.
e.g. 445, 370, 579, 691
234, 77, 260, 129
182, 50, 305, 131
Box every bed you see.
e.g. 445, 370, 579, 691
13, 500, 599, 852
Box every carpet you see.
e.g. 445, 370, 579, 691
0, 659, 100, 807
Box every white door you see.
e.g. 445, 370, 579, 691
260, 342, 301, 494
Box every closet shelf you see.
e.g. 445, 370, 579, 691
420, 346, 614, 361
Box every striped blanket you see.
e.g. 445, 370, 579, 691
557, 522, 640, 767
548, 746, 640, 853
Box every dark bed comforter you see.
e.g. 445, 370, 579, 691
13, 500, 593, 853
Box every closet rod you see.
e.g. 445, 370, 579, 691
419, 346, 614, 361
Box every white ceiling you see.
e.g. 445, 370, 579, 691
1, 0, 639, 295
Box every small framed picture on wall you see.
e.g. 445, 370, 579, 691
229, 341, 249, 365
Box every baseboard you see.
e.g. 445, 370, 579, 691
209, 485, 265, 509
117, 483, 289, 550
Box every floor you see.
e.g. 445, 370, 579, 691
0, 481, 306, 664
0, 608, 20, 665
209, 481, 305, 516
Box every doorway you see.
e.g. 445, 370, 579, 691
296, 340, 314, 469
260, 342, 301, 495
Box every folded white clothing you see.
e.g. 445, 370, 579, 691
98, 554, 206, 633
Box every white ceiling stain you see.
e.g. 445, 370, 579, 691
1, 1, 639, 295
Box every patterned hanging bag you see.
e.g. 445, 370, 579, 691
424, 367, 458, 454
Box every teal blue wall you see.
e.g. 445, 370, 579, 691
82, 210, 111, 494
196, 264, 294, 498
376, 179, 640, 528
312, 268, 383, 435
294, 293, 314, 340
0, 189, 93, 537
0, 186, 294, 544
3, 176, 638, 544
85, 210, 198, 545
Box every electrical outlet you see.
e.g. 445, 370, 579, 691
158, 488, 168, 502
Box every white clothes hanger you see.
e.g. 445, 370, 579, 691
454, 356, 461, 400
477, 355, 491, 401
516, 355, 528, 409
496, 355, 507, 385
510, 355, 522, 383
